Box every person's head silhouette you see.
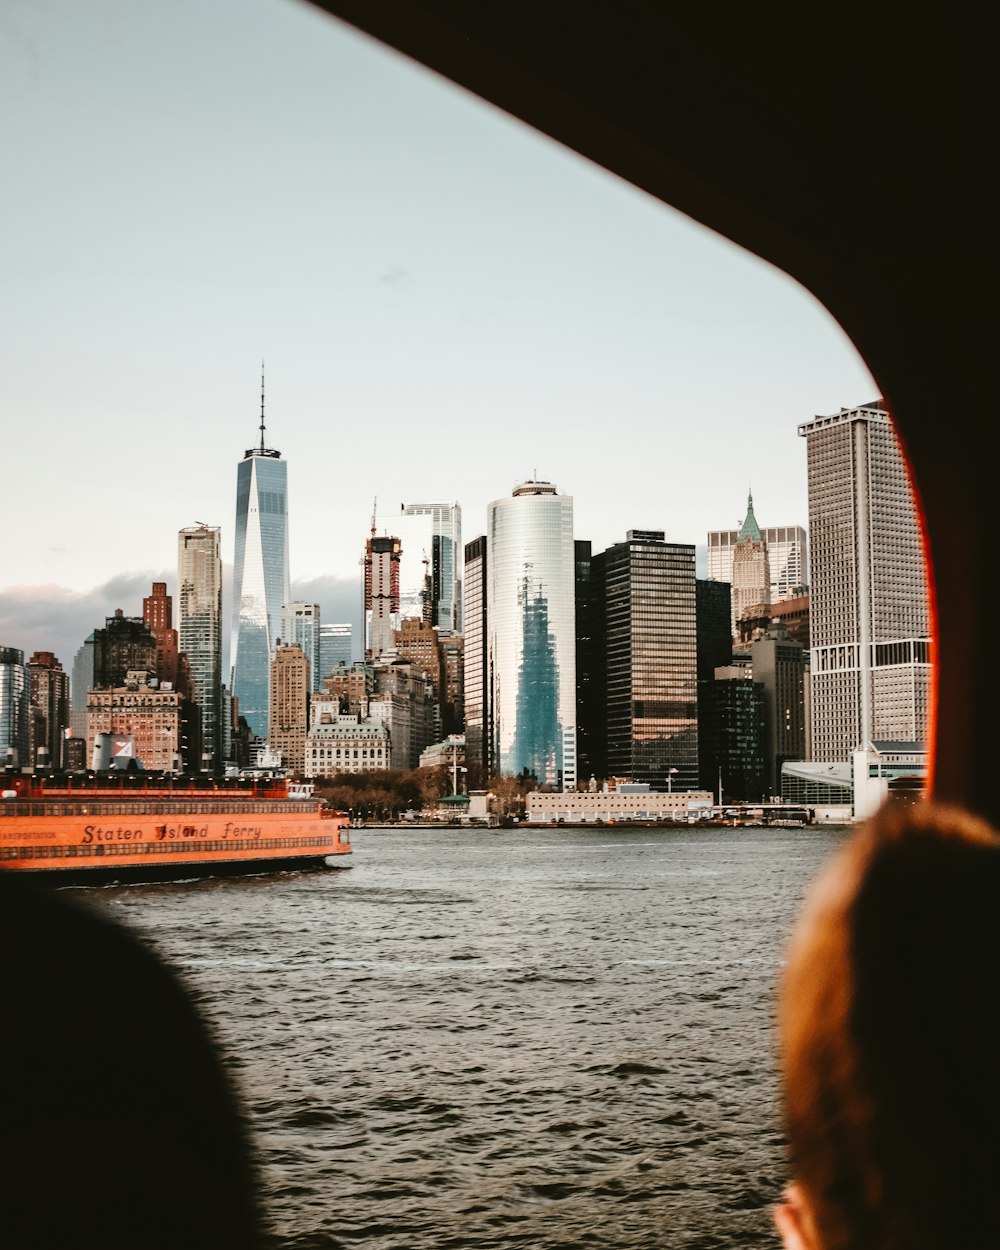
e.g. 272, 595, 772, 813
775, 799, 1000, 1250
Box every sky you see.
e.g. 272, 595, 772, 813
0, 0, 876, 673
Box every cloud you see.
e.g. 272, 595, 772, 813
290, 574, 363, 661
0, 572, 172, 669
378, 261, 410, 286
0, 570, 366, 676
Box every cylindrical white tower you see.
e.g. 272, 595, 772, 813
487, 480, 576, 790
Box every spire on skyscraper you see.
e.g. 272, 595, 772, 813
737, 489, 762, 543
245, 361, 280, 460
259, 360, 266, 454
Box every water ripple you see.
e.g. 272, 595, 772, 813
84, 823, 844, 1249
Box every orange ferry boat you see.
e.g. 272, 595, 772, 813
0, 768, 351, 882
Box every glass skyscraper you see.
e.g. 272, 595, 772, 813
0, 646, 30, 768
318, 623, 353, 683
284, 602, 321, 693
377, 501, 462, 631
230, 391, 290, 739
178, 524, 223, 767
590, 531, 699, 790
487, 481, 576, 789
463, 535, 488, 782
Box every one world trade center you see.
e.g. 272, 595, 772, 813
230, 371, 290, 739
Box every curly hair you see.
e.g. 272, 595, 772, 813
778, 800, 1000, 1250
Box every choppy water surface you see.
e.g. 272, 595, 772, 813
81, 824, 845, 1250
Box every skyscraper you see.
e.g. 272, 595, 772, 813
269, 645, 310, 775
178, 525, 223, 769
798, 400, 931, 763
92, 611, 157, 690
730, 492, 771, 636
487, 480, 576, 789
26, 651, 70, 769
590, 531, 699, 789
70, 633, 96, 739
707, 519, 807, 603
377, 502, 462, 631
318, 623, 353, 681
463, 535, 489, 783
283, 601, 321, 692
364, 530, 401, 660
0, 646, 30, 768
142, 582, 180, 688
230, 372, 290, 739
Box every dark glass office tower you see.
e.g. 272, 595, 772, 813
591, 531, 698, 790
696, 577, 733, 791
230, 377, 290, 739
462, 535, 489, 785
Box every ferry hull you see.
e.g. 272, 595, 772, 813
1, 808, 351, 880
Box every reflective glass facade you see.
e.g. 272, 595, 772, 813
488, 482, 575, 789
591, 533, 698, 790
178, 525, 223, 766
0, 646, 30, 768
230, 449, 290, 738
378, 502, 462, 631
284, 602, 321, 693
462, 536, 488, 781
318, 623, 353, 681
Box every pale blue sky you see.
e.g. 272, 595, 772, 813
1, 0, 875, 667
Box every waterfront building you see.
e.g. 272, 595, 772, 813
437, 631, 464, 737
462, 535, 489, 784
142, 582, 180, 689
178, 525, 223, 769
488, 480, 576, 790
318, 622, 353, 683
305, 713, 389, 778
69, 633, 96, 739
798, 400, 931, 763
312, 661, 376, 722
92, 610, 157, 690
26, 651, 70, 770
730, 493, 771, 638
85, 672, 183, 772
378, 501, 462, 631
368, 659, 437, 770
574, 539, 599, 785
0, 646, 30, 769
283, 601, 321, 692
364, 530, 401, 660
230, 374, 290, 738
748, 621, 808, 797
419, 733, 466, 777
702, 666, 766, 801
527, 786, 714, 824
590, 531, 698, 791
696, 578, 733, 791
268, 645, 310, 775
393, 617, 442, 692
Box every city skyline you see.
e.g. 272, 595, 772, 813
1, 0, 876, 669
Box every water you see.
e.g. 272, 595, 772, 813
76, 823, 845, 1250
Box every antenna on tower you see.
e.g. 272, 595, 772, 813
259, 361, 267, 453
371, 498, 377, 537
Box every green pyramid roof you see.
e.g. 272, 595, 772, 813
737, 490, 762, 542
